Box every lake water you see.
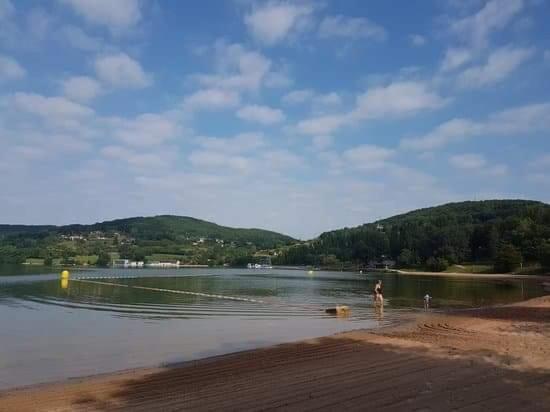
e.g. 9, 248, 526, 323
0, 266, 545, 390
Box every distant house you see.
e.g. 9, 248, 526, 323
147, 260, 180, 268
113, 259, 144, 268
367, 258, 395, 270
113, 259, 130, 268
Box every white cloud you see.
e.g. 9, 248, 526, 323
94, 53, 152, 89
62, 76, 102, 102
109, 113, 179, 147
441, 48, 474, 72
409, 34, 426, 46
0, 54, 25, 80
282, 89, 315, 104
317, 92, 342, 106
262, 150, 302, 170
532, 154, 550, 169
183, 88, 240, 111
401, 102, 550, 150
401, 119, 479, 151
194, 42, 271, 92
195, 132, 266, 154
264, 68, 293, 88
244, 2, 313, 45
450, 153, 509, 176
59, 0, 141, 33
486, 164, 509, 176
283, 89, 342, 112
450, 0, 524, 48
343, 145, 395, 170
527, 172, 550, 185
27, 8, 52, 40
236, 104, 285, 125
297, 81, 446, 135
12, 145, 48, 160
296, 113, 350, 135
352, 81, 447, 119
102, 145, 176, 169
318, 15, 386, 40
12, 92, 93, 119
0, 0, 15, 20
450, 153, 486, 169
58, 25, 103, 51
457, 46, 535, 89
311, 135, 333, 150
189, 150, 251, 173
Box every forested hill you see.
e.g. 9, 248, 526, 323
0, 215, 295, 248
0, 216, 296, 266
274, 200, 550, 272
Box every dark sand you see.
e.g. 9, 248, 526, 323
1, 296, 549, 411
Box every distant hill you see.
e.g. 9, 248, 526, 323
0, 215, 295, 248
274, 200, 550, 272
0, 216, 296, 266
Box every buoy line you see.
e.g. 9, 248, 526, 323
71, 278, 265, 304
68, 274, 346, 314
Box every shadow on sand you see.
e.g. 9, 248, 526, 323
67, 335, 550, 411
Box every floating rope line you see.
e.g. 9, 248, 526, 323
71, 275, 338, 313
71, 278, 265, 304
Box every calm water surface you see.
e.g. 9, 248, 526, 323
0, 266, 545, 390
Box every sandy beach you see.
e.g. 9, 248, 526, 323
1, 296, 549, 411
394, 269, 550, 279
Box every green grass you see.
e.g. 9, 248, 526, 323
147, 253, 186, 261
444, 264, 493, 274
73, 255, 98, 265
25, 258, 45, 265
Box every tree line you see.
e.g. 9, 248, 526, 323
273, 200, 550, 273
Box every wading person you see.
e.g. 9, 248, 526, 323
374, 280, 383, 305
424, 293, 431, 311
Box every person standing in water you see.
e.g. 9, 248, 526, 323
374, 280, 383, 305
424, 293, 431, 310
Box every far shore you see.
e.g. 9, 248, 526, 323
5, 263, 549, 281
1, 295, 549, 411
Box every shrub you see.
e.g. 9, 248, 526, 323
494, 243, 522, 273
426, 256, 449, 272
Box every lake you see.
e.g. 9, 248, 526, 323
0, 266, 545, 390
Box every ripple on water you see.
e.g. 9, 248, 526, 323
2, 278, 394, 324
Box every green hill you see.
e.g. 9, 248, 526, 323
274, 200, 550, 273
0, 215, 294, 246
57, 215, 294, 247
0, 216, 295, 266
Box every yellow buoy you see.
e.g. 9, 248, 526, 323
61, 270, 70, 279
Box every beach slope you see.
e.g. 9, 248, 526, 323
1, 296, 549, 411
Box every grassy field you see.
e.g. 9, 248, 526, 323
147, 253, 187, 261
24, 258, 45, 265
73, 255, 98, 265
444, 264, 493, 274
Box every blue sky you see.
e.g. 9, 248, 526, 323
1, 0, 549, 239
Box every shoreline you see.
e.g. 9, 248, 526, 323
5, 263, 549, 280
1, 296, 548, 411
392, 269, 549, 279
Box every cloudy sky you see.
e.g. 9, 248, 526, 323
1, 0, 549, 239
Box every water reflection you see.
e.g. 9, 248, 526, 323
0, 268, 546, 391
0, 270, 545, 322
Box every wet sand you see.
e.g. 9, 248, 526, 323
1, 296, 549, 411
